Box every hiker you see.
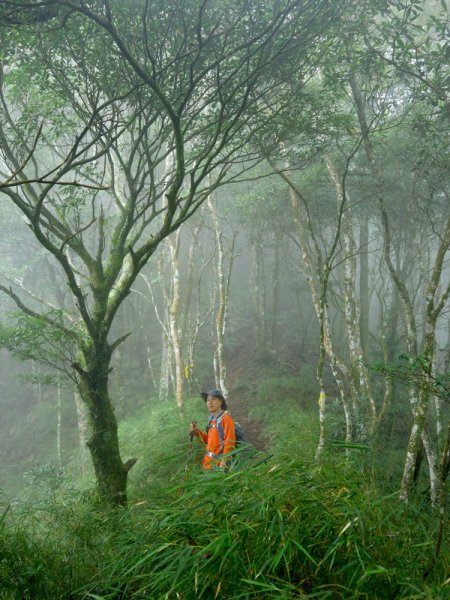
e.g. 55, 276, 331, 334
190, 388, 236, 469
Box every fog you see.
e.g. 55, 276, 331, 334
1, 2, 450, 596
1, 151, 449, 497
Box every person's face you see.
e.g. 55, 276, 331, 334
206, 395, 222, 414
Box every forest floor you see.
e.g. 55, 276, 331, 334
227, 349, 269, 451
225, 335, 310, 453
228, 383, 267, 451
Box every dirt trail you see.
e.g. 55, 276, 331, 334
226, 386, 265, 451
226, 353, 268, 451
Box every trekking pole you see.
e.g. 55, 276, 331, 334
189, 421, 197, 450
186, 421, 197, 472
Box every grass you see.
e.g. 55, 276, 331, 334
0, 383, 449, 599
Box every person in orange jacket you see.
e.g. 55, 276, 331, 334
189, 388, 236, 469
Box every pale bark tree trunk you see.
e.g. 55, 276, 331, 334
167, 231, 184, 416
159, 333, 170, 402
350, 72, 449, 505
181, 222, 202, 336
249, 221, 267, 358
407, 211, 450, 504
284, 182, 330, 455
359, 205, 370, 360
144, 334, 158, 391
431, 421, 450, 568
326, 159, 376, 437
56, 383, 62, 467
223, 232, 238, 352
186, 240, 216, 392
74, 388, 90, 472
351, 73, 422, 500
131, 299, 158, 391
167, 339, 176, 396
179, 222, 202, 396
137, 269, 172, 403
435, 395, 443, 452
271, 228, 281, 344
208, 195, 229, 400
374, 264, 393, 426
280, 169, 351, 455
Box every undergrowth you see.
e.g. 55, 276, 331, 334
0, 387, 448, 599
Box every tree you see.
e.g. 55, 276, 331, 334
0, 0, 338, 504
248, 0, 450, 479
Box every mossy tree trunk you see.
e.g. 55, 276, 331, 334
75, 340, 133, 505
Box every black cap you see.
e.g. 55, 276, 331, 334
201, 388, 228, 410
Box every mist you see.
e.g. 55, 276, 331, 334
0, 0, 449, 597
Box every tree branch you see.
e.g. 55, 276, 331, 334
0, 283, 79, 341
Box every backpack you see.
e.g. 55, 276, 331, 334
233, 421, 245, 444
206, 412, 245, 456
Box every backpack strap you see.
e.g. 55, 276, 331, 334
216, 413, 225, 455
206, 412, 225, 455
206, 411, 224, 431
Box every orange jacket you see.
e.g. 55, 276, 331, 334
195, 412, 236, 469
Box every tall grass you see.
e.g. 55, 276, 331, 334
1, 451, 448, 599
81, 454, 448, 599
0, 389, 448, 599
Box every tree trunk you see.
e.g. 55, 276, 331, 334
167, 232, 184, 416
349, 72, 431, 500
144, 334, 158, 390
208, 195, 229, 400
400, 209, 450, 504
56, 383, 62, 467
412, 439, 424, 485
76, 348, 133, 506
271, 228, 281, 343
184, 239, 216, 394
284, 178, 351, 454
73, 388, 90, 472
159, 333, 170, 402
359, 206, 370, 359
181, 223, 202, 336
400, 389, 438, 505
374, 262, 393, 428
435, 396, 443, 452
249, 223, 266, 358
326, 158, 375, 437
